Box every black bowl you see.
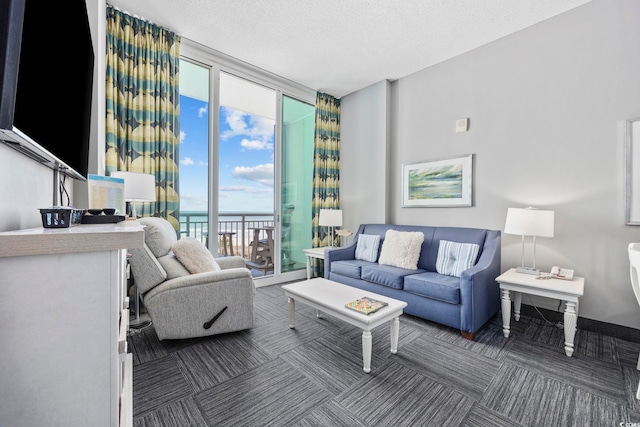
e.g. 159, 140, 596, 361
88, 209, 103, 215
103, 208, 117, 215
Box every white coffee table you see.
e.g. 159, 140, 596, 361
282, 278, 408, 373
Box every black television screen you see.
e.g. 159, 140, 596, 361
0, 0, 94, 180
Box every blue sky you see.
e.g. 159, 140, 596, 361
178, 96, 275, 213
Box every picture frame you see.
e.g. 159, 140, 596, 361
402, 154, 473, 207
626, 118, 640, 225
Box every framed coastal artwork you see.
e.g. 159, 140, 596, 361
402, 154, 473, 207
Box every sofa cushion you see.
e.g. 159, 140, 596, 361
172, 237, 221, 274
404, 272, 461, 304
378, 229, 424, 270
361, 263, 426, 289
435, 240, 480, 277
331, 260, 373, 279
355, 234, 381, 262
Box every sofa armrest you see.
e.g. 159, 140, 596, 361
459, 230, 502, 334
324, 242, 357, 277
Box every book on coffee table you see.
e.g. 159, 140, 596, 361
345, 296, 388, 315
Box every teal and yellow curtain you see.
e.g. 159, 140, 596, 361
105, 7, 181, 229
311, 92, 341, 276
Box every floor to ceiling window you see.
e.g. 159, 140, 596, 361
178, 41, 316, 284
178, 60, 210, 244
281, 96, 315, 273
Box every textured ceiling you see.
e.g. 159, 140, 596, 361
107, 0, 592, 98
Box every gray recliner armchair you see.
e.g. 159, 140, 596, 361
129, 217, 255, 340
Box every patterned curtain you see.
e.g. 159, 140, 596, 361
105, 6, 181, 230
311, 92, 341, 276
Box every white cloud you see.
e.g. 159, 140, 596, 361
178, 194, 208, 211
220, 108, 274, 141
180, 130, 186, 143
180, 157, 195, 166
198, 105, 208, 118
220, 185, 272, 194
231, 163, 273, 186
240, 138, 273, 151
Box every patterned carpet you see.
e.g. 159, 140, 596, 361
128, 283, 640, 427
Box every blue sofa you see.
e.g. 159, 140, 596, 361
324, 224, 501, 339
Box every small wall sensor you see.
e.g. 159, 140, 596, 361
456, 118, 469, 133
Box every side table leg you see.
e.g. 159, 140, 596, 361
362, 331, 372, 373
288, 297, 295, 329
390, 317, 400, 354
306, 256, 311, 280
513, 292, 522, 321
501, 289, 512, 338
564, 301, 578, 357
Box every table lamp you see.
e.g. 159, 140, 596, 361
318, 209, 342, 247
111, 171, 156, 219
504, 206, 554, 275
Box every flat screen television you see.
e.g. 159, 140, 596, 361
0, 0, 94, 181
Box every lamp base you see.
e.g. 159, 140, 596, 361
516, 266, 540, 275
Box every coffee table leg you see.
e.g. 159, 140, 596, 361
390, 317, 400, 354
362, 331, 372, 373
288, 297, 295, 329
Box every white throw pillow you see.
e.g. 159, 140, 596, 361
355, 234, 381, 262
172, 237, 221, 274
435, 240, 480, 278
378, 230, 424, 270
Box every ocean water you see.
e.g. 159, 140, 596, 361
179, 211, 274, 244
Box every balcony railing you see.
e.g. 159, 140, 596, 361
179, 211, 274, 260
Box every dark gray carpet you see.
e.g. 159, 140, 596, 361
128, 283, 640, 427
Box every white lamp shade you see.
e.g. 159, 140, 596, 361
504, 207, 554, 237
318, 209, 342, 227
111, 171, 156, 202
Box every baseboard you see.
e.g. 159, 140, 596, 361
519, 303, 640, 343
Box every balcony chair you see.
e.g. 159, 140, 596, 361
627, 242, 640, 399
128, 217, 255, 340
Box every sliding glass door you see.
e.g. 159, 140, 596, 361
280, 96, 315, 273
178, 50, 315, 283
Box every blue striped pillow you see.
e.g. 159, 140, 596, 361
355, 234, 381, 262
435, 240, 480, 277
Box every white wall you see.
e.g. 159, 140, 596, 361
0, 0, 104, 232
342, 0, 640, 329
340, 80, 391, 236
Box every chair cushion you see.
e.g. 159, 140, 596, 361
173, 237, 221, 274
157, 253, 190, 279
355, 234, 381, 262
404, 272, 461, 304
378, 229, 424, 270
139, 217, 178, 258
435, 240, 480, 277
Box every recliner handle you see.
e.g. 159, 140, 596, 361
203, 306, 228, 329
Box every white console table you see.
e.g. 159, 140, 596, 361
0, 222, 144, 427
